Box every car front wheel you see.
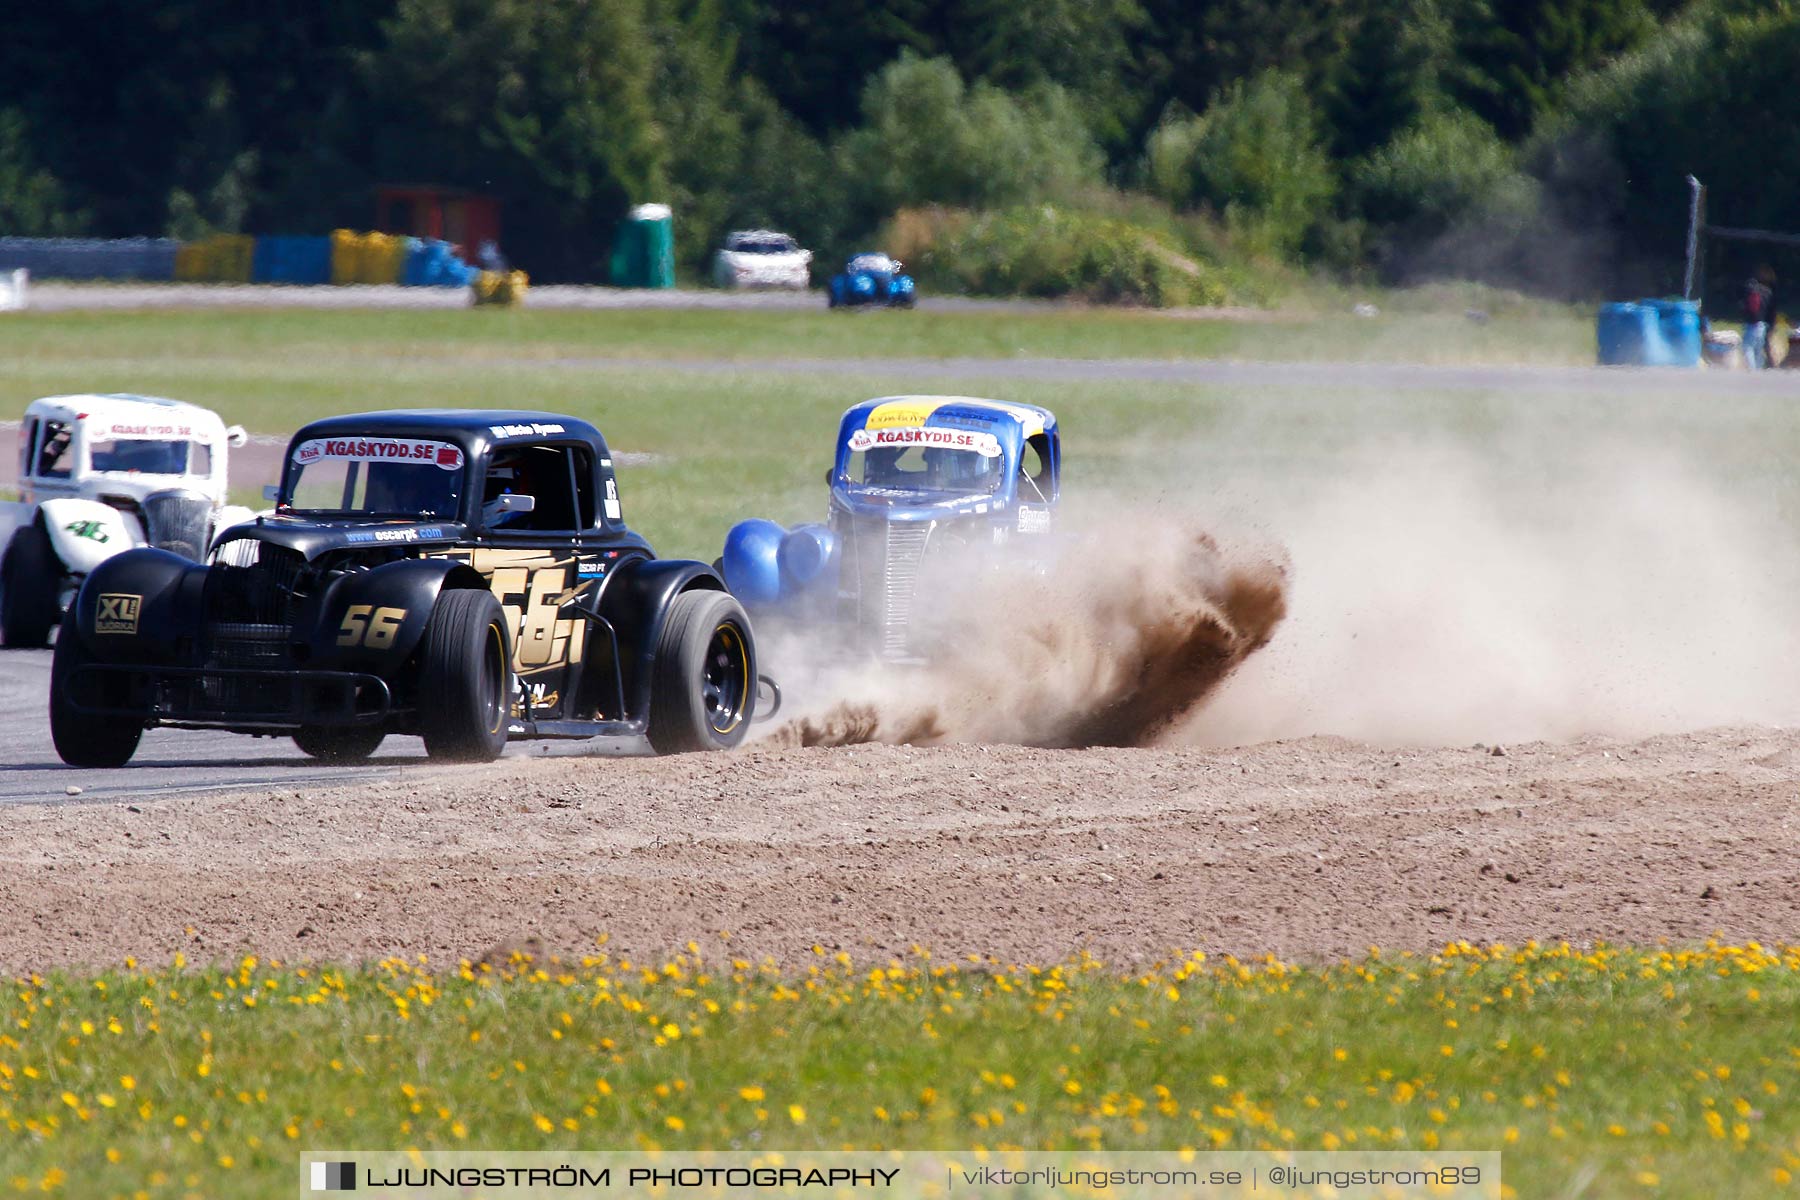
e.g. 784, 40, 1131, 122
647, 590, 756, 754
50, 608, 142, 767
416, 588, 512, 762
1, 523, 63, 647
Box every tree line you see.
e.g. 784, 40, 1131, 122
0, 0, 1792, 297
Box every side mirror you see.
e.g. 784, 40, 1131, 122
492, 493, 536, 515
226, 425, 249, 448
262, 484, 281, 501
824, 468, 835, 486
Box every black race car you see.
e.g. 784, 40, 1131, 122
51, 409, 768, 766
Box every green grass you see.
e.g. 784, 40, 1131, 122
1, 303, 1795, 559
0, 302, 1592, 378
2, 944, 1797, 1199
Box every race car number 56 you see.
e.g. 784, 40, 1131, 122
337, 605, 406, 649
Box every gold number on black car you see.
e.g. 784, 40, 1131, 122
486, 564, 587, 671
337, 604, 406, 649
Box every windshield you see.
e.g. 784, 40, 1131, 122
284, 436, 466, 518
848, 254, 895, 274
845, 444, 1004, 496
733, 236, 796, 254
89, 438, 209, 476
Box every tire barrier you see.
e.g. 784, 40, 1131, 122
251, 235, 332, 285
330, 230, 411, 286
0, 232, 480, 289
174, 234, 255, 283
0, 237, 180, 281
471, 269, 530, 306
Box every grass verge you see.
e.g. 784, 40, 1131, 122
0, 302, 1592, 375
1, 943, 1796, 1199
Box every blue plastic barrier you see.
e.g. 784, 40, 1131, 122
1596, 299, 1701, 367
252, 235, 332, 285
402, 238, 477, 287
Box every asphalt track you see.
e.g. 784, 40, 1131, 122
0, 647, 641, 804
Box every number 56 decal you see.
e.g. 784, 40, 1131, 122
337, 604, 406, 648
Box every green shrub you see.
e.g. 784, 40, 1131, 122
839, 53, 1104, 221
1353, 110, 1537, 235
0, 109, 87, 236
1144, 71, 1336, 258
882, 204, 1228, 307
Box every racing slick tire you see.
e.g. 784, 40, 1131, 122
647, 590, 756, 755
293, 725, 386, 763
416, 588, 512, 762
50, 609, 142, 767
1, 523, 62, 648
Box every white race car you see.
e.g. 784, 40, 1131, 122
1, 393, 251, 646
712, 230, 812, 290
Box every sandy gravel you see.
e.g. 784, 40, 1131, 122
3, 726, 1796, 971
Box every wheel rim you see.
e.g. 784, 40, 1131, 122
700, 622, 750, 735
482, 622, 506, 735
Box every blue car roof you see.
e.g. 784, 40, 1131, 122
838, 395, 1057, 439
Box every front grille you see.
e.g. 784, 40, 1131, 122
846, 517, 931, 658
880, 523, 929, 656
208, 622, 289, 668
201, 543, 305, 675
143, 490, 212, 561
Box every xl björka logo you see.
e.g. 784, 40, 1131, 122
94, 593, 142, 635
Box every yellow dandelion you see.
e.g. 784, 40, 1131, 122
788, 1104, 806, 1125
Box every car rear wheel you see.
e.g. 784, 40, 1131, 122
647, 590, 756, 754
293, 725, 386, 763
50, 608, 142, 767
1, 523, 62, 648
416, 588, 512, 762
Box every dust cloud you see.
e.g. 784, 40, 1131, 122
1183, 439, 1800, 746
762, 513, 1288, 748
758, 430, 1800, 751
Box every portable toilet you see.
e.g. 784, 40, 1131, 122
609, 203, 675, 288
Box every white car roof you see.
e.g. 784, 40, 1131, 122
24, 393, 233, 442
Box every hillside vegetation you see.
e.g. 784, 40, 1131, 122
1, 1, 1792, 304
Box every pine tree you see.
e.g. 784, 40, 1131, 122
1448, 0, 1653, 140
1325, 0, 1450, 160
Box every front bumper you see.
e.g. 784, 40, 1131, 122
64, 663, 392, 729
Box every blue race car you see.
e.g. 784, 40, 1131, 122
827, 252, 916, 308
720, 396, 1059, 660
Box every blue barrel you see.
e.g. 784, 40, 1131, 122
1644, 299, 1701, 367
1597, 303, 1657, 365
1598, 299, 1702, 367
